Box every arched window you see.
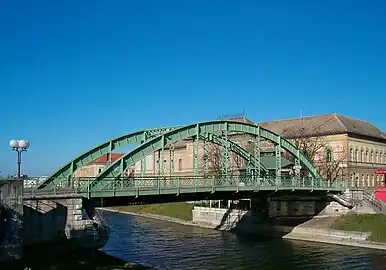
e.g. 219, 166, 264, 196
366, 150, 369, 163
350, 148, 353, 161
355, 149, 358, 162
178, 159, 182, 171
360, 149, 364, 162
376, 152, 379, 164
380, 151, 383, 164
326, 149, 332, 162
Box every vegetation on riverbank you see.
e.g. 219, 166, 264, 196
331, 214, 386, 242
113, 202, 194, 221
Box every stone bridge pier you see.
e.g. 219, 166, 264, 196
0, 180, 109, 263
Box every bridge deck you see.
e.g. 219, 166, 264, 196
24, 176, 348, 200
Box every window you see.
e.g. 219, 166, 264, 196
366, 150, 369, 163
360, 149, 364, 162
326, 149, 332, 162
98, 168, 103, 173
178, 159, 182, 171
370, 151, 374, 163
164, 160, 167, 171
355, 149, 358, 162
350, 148, 353, 161
376, 152, 379, 164
156, 160, 160, 172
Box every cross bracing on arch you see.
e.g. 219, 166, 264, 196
87, 120, 322, 191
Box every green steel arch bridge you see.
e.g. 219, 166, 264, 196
26, 120, 349, 205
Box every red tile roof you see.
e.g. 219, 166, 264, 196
90, 153, 124, 164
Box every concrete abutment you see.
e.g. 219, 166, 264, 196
0, 180, 109, 263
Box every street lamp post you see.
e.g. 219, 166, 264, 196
9, 140, 30, 179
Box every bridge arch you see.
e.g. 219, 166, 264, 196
89, 120, 322, 190
38, 126, 181, 189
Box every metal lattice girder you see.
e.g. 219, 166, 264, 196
193, 124, 199, 178
275, 143, 282, 185
253, 135, 261, 179
169, 142, 175, 177
203, 134, 209, 177
38, 126, 180, 190
199, 133, 268, 174
88, 120, 322, 190
294, 149, 301, 178
221, 123, 230, 177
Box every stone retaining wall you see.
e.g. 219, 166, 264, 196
23, 196, 95, 246
0, 180, 23, 263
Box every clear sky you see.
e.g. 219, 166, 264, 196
1, 0, 385, 176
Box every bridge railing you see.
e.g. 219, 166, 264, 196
22, 176, 350, 196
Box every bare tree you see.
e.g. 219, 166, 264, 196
316, 148, 348, 181
282, 125, 326, 164
281, 121, 348, 180
200, 141, 246, 177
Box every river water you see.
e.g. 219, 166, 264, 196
101, 211, 386, 270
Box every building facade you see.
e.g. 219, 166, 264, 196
258, 113, 386, 188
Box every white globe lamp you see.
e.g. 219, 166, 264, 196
9, 140, 19, 149
9, 139, 30, 178
18, 140, 30, 149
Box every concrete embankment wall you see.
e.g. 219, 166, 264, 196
1, 180, 109, 264
22, 196, 95, 247
0, 180, 24, 263
191, 195, 386, 249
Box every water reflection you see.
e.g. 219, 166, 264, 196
102, 211, 386, 270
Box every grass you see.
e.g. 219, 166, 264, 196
113, 202, 195, 221
331, 214, 386, 242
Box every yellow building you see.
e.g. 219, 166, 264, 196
258, 113, 386, 188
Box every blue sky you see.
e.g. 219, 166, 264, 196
1, 0, 385, 176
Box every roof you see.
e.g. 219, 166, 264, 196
224, 116, 255, 124
90, 153, 124, 164
257, 113, 386, 141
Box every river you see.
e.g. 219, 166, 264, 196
101, 211, 386, 270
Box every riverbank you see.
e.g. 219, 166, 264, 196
101, 205, 386, 251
